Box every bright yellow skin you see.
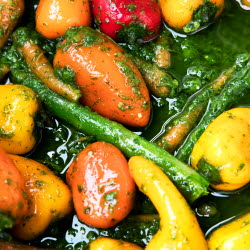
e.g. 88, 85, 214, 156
191, 108, 250, 191
128, 156, 208, 250
158, 0, 224, 29
10, 155, 72, 241
0, 84, 39, 154
89, 237, 143, 250
207, 212, 250, 249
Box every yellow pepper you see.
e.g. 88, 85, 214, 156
0, 84, 39, 154
128, 156, 208, 250
207, 211, 250, 249
158, 0, 224, 32
10, 155, 72, 241
191, 108, 250, 191
89, 237, 143, 250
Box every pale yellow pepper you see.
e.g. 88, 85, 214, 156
128, 156, 208, 250
89, 237, 143, 250
191, 108, 250, 191
207, 212, 250, 249
10, 155, 72, 241
0, 84, 39, 154
158, 0, 224, 30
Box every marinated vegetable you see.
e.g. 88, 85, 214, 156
36, 0, 91, 39
0, 84, 39, 155
10, 155, 72, 241
128, 156, 208, 249
191, 108, 250, 191
13, 28, 82, 103
0, 0, 249, 248
0, 147, 28, 224
158, 0, 224, 33
91, 0, 161, 43
0, 0, 24, 49
54, 26, 151, 127
66, 141, 135, 228
207, 211, 250, 249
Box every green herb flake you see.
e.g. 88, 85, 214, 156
0, 27, 4, 38
4, 103, 13, 111
50, 209, 57, 215
22, 190, 28, 199
35, 180, 45, 188
104, 191, 117, 202
115, 60, 142, 96
142, 101, 149, 110
115, 21, 125, 26
126, 4, 136, 12
78, 184, 86, 193
17, 201, 24, 209
118, 102, 134, 111
84, 207, 90, 214
5, 178, 12, 185
237, 163, 245, 172
118, 241, 125, 245
242, 220, 250, 226
0, 128, 14, 139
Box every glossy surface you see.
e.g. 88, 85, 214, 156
0, 0, 250, 248
207, 212, 250, 249
0, 147, 28, 223
92, 0, 161, 41
67, 142, 135, 228
0, 84, 39, 155
129, 156, 208, 250
31, 1, 250, 247
54, 27, 151, 127
191, 108, 250, 191
158, 0, 224, 31
0, 0, 24, 48
15, 35, 81, 102
36, 0, 91, 39
24, 2, 250, 247
10, 155, 72, 241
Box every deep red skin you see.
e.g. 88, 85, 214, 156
91, 0, 162, 41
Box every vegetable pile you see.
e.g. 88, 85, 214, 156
0, 0, 250, 249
